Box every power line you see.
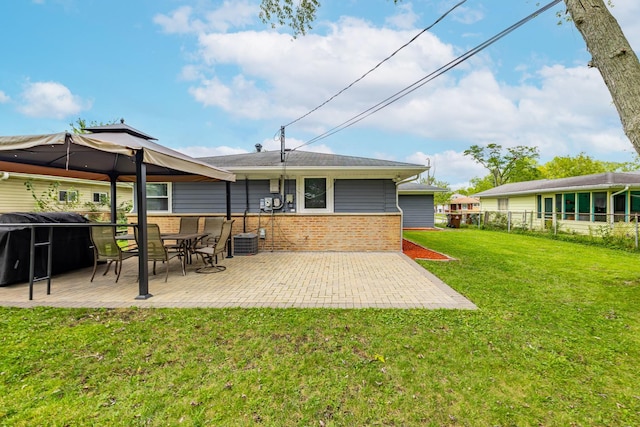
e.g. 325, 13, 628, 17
283, 0, 468, 128
293, 0, 562, 151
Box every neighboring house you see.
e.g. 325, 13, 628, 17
397, 182, 447, 229
140, 149, 427, 251
449, 196, 480, 214
0, 171, 133, 219
475, 172, 640, 233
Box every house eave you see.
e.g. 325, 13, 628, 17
222, 165, 427, 180
477, 183, 638, 198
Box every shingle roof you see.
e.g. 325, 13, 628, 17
475, 172, 640, 197
451, 196, 479, 204
199, 150, 424, 169
398, 182, 447, 193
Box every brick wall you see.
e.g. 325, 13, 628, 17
128, 213, 402, 251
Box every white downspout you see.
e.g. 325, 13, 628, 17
395, 174, 420, 251
610, 185, 629, 225
0, 172, 9, 181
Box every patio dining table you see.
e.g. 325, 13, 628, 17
117, 231, 208, 266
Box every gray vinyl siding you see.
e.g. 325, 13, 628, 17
399, 194, 435, 228
334, 179, 398, 213
173, 180, 296, 213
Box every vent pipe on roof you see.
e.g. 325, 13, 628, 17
255, 143, 263, 152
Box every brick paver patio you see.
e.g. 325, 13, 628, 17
0, 252, 476, 309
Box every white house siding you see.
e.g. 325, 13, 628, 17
508, 195, 536, 212
0, 174, 133, 214
479, 198, 498, 211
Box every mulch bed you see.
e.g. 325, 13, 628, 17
402, 239, 453, 261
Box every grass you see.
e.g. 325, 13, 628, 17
1, 229, 640, 426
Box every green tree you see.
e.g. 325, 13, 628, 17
608, 155, 640, 172
260, 0, 640, 156
419, 176, 452, 207
509, 156, 543, 182
538, 152, 640, 178
463, 143, 540, 187
69, 117, 118, 134
461, 175, 495, 195
540, 152, 607, 178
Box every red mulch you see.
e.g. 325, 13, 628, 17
402, 239, 452, 261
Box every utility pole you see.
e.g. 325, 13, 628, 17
280, 126, 285, 162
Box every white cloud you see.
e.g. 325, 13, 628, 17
0, 90, 10, 103
17, 81, 90, 119
451, 5, 485, 25
608, 1, 640, 52
179, 138, 334, 159
259, 135, 334, 154
385, 3, 419, 30
154, 1, 258, 35
407, 150, 486, 188
154, 6, 195, 34
189, 17, 457, 127
157, 2, 635, 186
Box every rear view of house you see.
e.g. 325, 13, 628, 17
137, 150, 428, 251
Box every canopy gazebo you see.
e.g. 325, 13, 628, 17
0, 122, 235, 299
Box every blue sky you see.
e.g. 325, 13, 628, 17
1, 0, 639, 189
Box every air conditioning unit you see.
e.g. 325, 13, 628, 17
233, 233, 258, 255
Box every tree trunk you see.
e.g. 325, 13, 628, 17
565, 0, 640, 155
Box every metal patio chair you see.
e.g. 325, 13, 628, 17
195, 220, 234, 273
89, 225, 137, 283
196, 216, 225, 248
165, 216, 200, 262
135, 223, 185, 282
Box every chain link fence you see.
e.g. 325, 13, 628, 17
446, 210, 640, 250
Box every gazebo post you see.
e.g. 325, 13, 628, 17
226, 180, 233, 259
135, 150, 152, 299
110, 175, 118, 224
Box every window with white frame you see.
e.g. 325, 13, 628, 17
146, 183, 171, 212
58, 190, 78, 203
497, 197, 508, 211
298, 177, 333, 212
93, 192, 108, 203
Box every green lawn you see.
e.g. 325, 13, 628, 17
1, 229, 639, 426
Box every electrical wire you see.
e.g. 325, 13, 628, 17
293, 0, 562, 150
283, 0, 468, 128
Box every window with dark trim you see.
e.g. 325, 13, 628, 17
58, 190, 78, 203
544, 197, 553, 219
614, 193, 627, 222
593, 192, 607, 222
564, 193, 575, 220
631, 191, 640, 220
577, 192, 590, 221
